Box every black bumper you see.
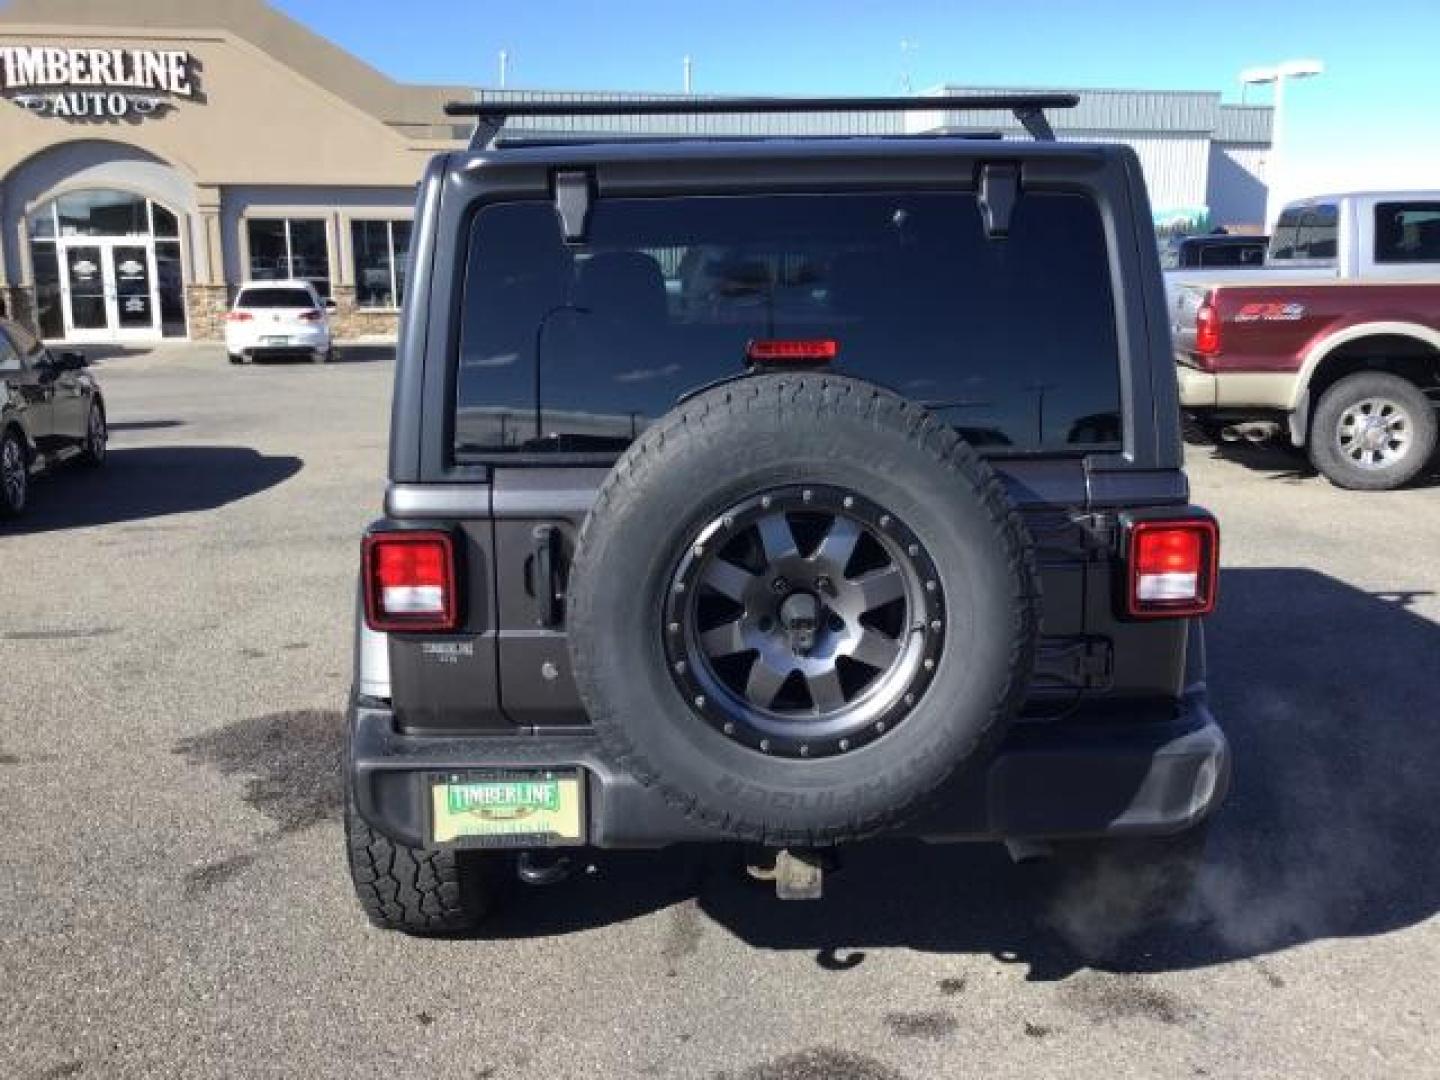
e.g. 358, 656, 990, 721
349, 694, 1229, 850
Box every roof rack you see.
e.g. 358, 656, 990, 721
444, 93, 1079, 149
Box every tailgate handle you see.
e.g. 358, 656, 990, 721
530, 525, 565, 628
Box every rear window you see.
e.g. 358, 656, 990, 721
1195, 241, 1265, 268
455, 191, 1122, 458
235, 287, 314, 309
1374, 201, 1440, 263
1269, 204, 1338, 262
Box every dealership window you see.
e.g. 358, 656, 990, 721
351, 220, 412, 308
1374, 202, 1440, 263
246, 218, 330, 297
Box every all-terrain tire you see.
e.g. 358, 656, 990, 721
1309, 372, 1437, 491
343, 771, 496, 934
566, 373, 1040, 845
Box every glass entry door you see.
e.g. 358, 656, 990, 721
59, 239, 161, 341
112, 245, 155, 331
63, 245, 108, 333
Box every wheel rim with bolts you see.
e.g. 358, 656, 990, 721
664, 485, 945, 759
2, 438, 25, 507
1337, 398, 1412, 470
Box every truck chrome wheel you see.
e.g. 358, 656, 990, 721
1337, 398, 1412, 470
664, 485, 945, 758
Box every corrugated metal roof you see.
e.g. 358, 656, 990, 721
468, 87, 1270, 144
1215, 104, 1273, 144
472, 90, 903, 137
928, 86, 1221, 134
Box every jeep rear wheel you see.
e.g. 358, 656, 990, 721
344, 769, 497, 934
566, 374, 1040, 844
1309, 372, 1438, 490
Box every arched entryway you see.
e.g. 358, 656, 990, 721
27, 189, 187, 341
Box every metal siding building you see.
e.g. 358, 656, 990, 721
480, 85, 1273, 232
0, 0, 1272, 345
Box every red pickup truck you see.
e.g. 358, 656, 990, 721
1174, 194, 1440, 490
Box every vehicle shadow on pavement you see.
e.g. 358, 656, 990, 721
1193, 439, 1440, 488
5, 446, 302, 534
482, 568, 1440, 981
246, 345, 393, 365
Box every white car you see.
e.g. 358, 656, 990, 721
225, 281, 337, 364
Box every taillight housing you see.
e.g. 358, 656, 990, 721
363, 531, 460, 632
226, 310, 253, 322
1194, 297, 1221, 358
1125, 517, 1219, 618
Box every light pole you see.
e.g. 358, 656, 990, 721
1239, 59, 1323, 229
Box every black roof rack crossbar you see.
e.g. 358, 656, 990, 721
446, 93, 1078, 149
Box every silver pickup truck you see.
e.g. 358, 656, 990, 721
1165, 190, 1440, 307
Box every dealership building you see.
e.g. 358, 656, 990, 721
0, 0, 1272, 346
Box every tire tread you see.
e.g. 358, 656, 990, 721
571, 374, 1040, 845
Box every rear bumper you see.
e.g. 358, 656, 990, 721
226, 330, 330, 357
349, 694, 1229, 850
1176, 364, 1217, 409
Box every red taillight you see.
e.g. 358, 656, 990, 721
1194, 298, 1221, 357
1126, 518, 1218, 618
226, 310, 253, 322
745, 338, 839, 363
363, 531, 459, 632
298, 309, 323, 322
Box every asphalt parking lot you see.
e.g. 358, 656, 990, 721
2, 347, 1437, 1080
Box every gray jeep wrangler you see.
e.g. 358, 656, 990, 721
345, 95, 1228, 933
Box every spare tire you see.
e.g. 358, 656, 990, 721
567, 374, 1040, 844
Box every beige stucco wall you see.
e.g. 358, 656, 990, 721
0, 18, 461, 339
0, 23, 451, 189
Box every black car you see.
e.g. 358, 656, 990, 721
0, 318, 107, 518
344, 95, 1228, 933
1161, 233, 1268, 269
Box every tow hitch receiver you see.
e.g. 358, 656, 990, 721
748, 848, 828, 900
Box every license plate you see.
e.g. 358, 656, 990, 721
430, 771, 585, 847
261, 335, 289, 345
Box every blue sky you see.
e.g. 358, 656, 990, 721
277, 0, 1440, 199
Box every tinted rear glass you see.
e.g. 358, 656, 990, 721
1374, 201, 1440, 263
1195, 241, 1265, 268
456, 191, 1121, 457
236, 288, 314, 309
1269, 204, 1338, 262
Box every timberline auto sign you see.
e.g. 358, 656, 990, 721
1, 46, 194, 119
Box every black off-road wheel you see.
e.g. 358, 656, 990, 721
567, 374, 1040, 845
0, 430, 28, 519
343, 770, 498, 934
1309, 372, 1437, 491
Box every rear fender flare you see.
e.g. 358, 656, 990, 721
1294, 320, 1440, 412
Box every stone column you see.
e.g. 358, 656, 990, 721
184, 185, 228, 342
